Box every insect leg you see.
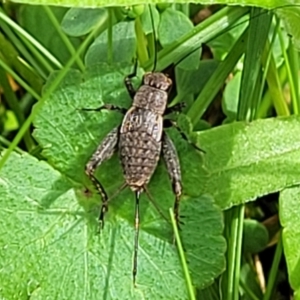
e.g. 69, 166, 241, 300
80, 104, 126, 114
85, 126, 119, 227
162, 132, 182, 228
133, 190, 141, 286
124, 59, 138, 98
165, 102, 186, 115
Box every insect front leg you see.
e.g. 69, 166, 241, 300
162, 132, 182, 228
85, 126, 119, 227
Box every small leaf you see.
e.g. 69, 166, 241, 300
243, 219, 269, 253
61, 7, 108, 37
85, 21, 136, 66
158, 8, 193, 47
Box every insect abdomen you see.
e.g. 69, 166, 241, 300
119, 107, 163, 190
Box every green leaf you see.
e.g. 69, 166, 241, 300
85, 21, 136, 66
243, 219, 269, 253
158, 8, 193, 47
61, 7, 108, 37
0, 152, 225, 298
279, 186, 300, 296
197, 116, 300, 209
181, 195, 226, 288
175, 60, 219, 96
28, 63, 225, 297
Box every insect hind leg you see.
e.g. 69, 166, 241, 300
85, 126, 119, 228
161, 132, 182, 229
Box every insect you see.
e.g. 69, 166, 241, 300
84, 64, 184, 284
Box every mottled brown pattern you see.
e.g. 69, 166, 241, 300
119, 106, 163, 189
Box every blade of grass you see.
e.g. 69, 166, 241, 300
256, 64, 287, 118
0, 7, 62, 71
0, 33, 43, 94
262, 232, 283, 300
0, 58, 42, 101
143, 6, 249, 71
187, 28, 248, 126
237, 8, 272, 121
287, 40, 300, 113
254, 17, 280, 119
261, 39, 290, 116
135, 16, 148, 66
0, 67, 35, 150
0, 136, 24, 154
276, 16, 299, 114
43, 6, 85, 72
0, 18, 107, 170
240, 279, 261, 300
0, 19, 47, 79
169, 208, 195, 300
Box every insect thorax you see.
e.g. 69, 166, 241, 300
132, 72, 172, 115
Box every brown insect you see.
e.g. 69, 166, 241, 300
84, 66, 184, 284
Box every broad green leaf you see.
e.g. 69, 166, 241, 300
279, 186, 300, 298
0, 152, 187, 299
85, 21, 136, 66
30, 63, 225, 296
61, 7, 108, 37
197, 116, 300, 209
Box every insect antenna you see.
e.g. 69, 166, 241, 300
149, 4, 158, 72
133, 190, 141, 286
